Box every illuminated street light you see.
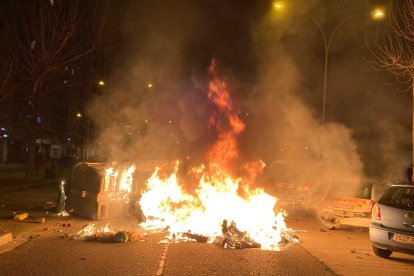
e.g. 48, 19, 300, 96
273, 1, 284, 11
76, 112, 82, 118
98, 80, 105, 86
371, 8, 385, 20
310, 8, 385, 124
147, 83, 153, 88
274, 5, 385, 124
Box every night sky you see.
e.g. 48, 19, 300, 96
0, 0, 410, 182
100, 0, 409, 178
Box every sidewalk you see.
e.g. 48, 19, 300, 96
288, 215, 414, 276
0, 162, 26, 172
0, 162, 71, 235
0, 163, 63, 211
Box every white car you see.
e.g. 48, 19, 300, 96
369, 184, 414, 258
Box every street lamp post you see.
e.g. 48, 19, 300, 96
309, 14, 361, 125
309, 10, 385, 125
273, 2, 385, 125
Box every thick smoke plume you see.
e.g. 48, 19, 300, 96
87, 0, 409, 211
246, 1, 364, 209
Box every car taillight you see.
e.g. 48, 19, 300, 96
372, 204, 381, 221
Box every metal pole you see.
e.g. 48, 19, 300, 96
309, 16, 328, 125
86, 118, 90, 161
309, 14, 365, 125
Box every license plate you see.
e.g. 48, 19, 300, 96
392, 234, 414, 244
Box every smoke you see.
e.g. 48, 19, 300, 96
87, 0, 212, 167
249, 51, 364, 209
242, 0, 368, 209
86, 0, 410, 209
245, 0, 412, 206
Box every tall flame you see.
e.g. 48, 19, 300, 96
206, 59, 245, 172
104, 165, 135, 201
137, 60, 288, 250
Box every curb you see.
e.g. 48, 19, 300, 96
0, 232, 12, 247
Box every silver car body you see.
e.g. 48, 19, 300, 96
369, 185, 414, 256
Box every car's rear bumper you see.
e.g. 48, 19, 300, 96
369, 223, 414, 255
339, 217, 370, 227
321, 210, 371, 228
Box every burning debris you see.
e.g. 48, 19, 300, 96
65, 163, 136, 220
70, 223, 146, 243
219, 220, 301, 250
220, 219, 261, 249
160, 230, 209, 244
133, 61, 301, 250
63, 60, 301, 250
68, 60, 301, 251
158, 218, 301, 250
56, 180, 67, 215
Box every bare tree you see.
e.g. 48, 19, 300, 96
0, 60, 13, 104
1, 0, 125, 183
373, 1, 414, 182
0, 6, 15, 105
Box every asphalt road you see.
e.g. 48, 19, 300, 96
0, 180, 413, 276
163, 242, 333, 276
0, 230, 333, 276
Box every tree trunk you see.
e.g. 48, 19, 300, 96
25, 102, 37, 185
25, 81, 41, 185
412, 83, 414, 182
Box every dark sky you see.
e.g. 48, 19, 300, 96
90, 0, 410, 180
118, 0, 391, 82
116, 0, 409, 128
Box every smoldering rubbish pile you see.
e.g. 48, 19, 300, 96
161, 219, 301, 250
69, 223, 146, 243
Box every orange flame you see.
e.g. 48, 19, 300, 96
206, 59, 245, 173
104, 165, 135, 202
137, 60, 289, 250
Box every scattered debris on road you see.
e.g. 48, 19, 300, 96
160, 231, 209, 244
158, 219, 302, 250
13, 212, 28, 220
24, 216, 45, 223
68, 223, 146, 243
350, 248, 371, 256
221, 219, 261, 249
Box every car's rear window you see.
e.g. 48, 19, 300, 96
378, 186, 414, 211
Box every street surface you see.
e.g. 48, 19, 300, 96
0, 228, 333, 276
0, 214, 413, 276
291, 219, 414, 276
0, 172, 413, 276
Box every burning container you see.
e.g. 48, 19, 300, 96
66, 162, 132, 220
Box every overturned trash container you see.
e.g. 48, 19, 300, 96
66, 162, 132, 220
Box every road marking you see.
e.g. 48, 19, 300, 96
156, 243, 169, 275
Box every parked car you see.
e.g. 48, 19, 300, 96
320, 179, 387, 229
369, 184, 414, 258
264, 160, 312, 200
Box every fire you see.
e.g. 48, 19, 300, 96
118, 165, 135, 193
102, 60, 292, 250
139, 162, 288, 249
75, 223, 111, 238
136, 60, 289, 250
104, 165, 135, 201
